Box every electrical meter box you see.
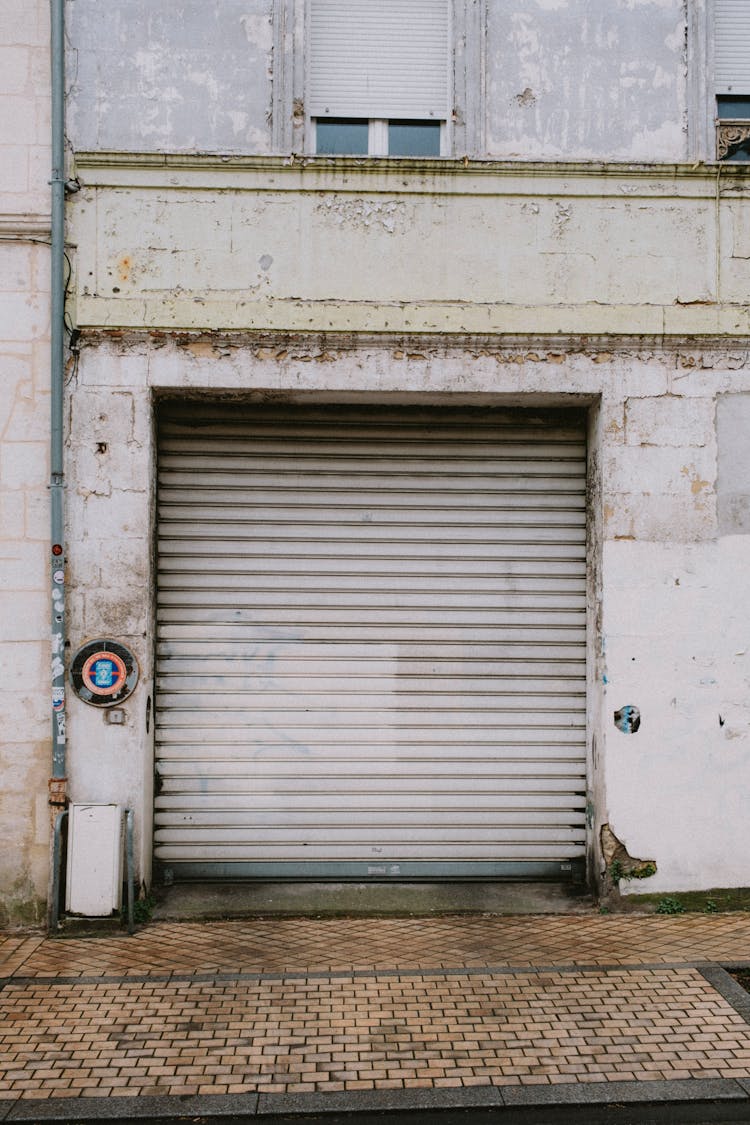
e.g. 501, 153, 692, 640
66, 803, 124, 915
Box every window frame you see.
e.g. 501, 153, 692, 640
272, 0, 484, 159
310, 116, 448, 158
712, 0, 750, 161
304, 0, 455, 158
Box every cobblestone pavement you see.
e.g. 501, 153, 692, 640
2, 914, 750, 1105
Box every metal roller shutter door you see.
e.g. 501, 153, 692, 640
155, 404, 588, 880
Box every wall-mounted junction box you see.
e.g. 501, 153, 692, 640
65, 803, 123, 915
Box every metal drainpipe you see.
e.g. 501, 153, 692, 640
48, 0, 68, 928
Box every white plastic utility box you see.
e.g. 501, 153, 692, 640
66, 803, 124, 916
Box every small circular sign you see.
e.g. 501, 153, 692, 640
71, 640, 138, 707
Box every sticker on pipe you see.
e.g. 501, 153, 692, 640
71, 640, 138, 707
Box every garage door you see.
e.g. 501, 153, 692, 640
154, 403, 587, 880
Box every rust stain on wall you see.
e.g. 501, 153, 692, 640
118, 255, 133, 283
681, 465, 711, 495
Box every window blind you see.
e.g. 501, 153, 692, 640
309, 0, 450, 119
715, 0, 750, 94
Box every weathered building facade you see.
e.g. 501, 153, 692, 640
3, 0, 750, 924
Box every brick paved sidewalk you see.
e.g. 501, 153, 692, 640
2, 914, 750, 1117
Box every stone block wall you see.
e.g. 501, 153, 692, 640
0, 0, 51, 926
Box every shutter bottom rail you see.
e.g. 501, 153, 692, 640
156, 859, 587, 882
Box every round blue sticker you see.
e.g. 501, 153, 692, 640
71, 641, 138, 707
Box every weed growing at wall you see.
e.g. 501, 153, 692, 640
656, 897, 685, 915
132, 893, 156, 925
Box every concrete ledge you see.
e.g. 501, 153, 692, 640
502, 1078, 747, 1106
5, 1093, 261, 1120
700, 965, 750, 1026
152, 880, 591, 920
4, 1079, 748, 1122
256, 1084, 503, 1116
3, 961, 714, 988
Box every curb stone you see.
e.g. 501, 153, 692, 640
3, 1079, 750, 1122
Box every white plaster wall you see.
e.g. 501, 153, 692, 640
69, 160, 750, 340
604, 537, 750, 893
65, 0, 691, 163
0, 0, 50, 217
65, 374, 155, 890
68, 339, 750, 895
66, 0, 274, 155
486, 0, 688, 162
0, 0, 51, 926
601, 367, 750, 894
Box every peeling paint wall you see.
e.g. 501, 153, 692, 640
8, 0, 750, 924
60, 152, 750, 900
65, 0, 692, 162
486, 0, 688, 161
0, 0, 51, 926
68, 159, 750, 338
65, 378, 156, 889
62, 336, 750, 896
603, 537, 750, 894
595, 353, 750, 893
66, 0, 274, 155
717, 393, 750, 534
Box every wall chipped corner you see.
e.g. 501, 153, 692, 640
614, 705, 640, 733
601, 824, 657, 887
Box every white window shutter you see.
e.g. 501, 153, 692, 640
309, 0, 450, 119
715, 0, 750, 93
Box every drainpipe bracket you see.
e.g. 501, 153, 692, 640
48, 777, 68, 808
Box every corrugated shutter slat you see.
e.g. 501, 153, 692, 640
155, 405, 587, 878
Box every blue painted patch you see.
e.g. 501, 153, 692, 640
614, 705, 641, 734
